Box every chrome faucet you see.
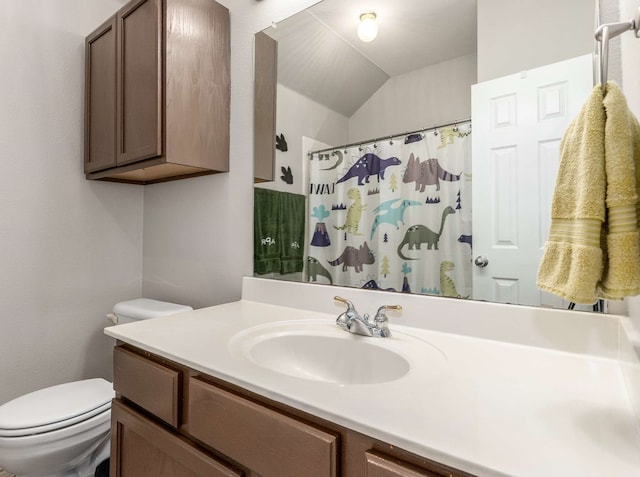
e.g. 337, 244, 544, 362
334, 296, 402, 338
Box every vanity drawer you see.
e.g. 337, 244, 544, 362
187, 377, 338, 477
113, 346, 181, 428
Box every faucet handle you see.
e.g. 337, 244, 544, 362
374, 305, 402, 325
334, 296, 355, 311
334, 296, 358, 329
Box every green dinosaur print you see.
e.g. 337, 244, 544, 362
397, 206, 456, 260
440, 261, 468, 299
333, 188, 366, 235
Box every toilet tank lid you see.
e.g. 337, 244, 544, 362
0, 378, 113, 433
113, 298, 193, 321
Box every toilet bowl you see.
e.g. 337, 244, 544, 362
0, 379, 113, 477
0, 299, 193, 477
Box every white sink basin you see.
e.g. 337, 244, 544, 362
229, 320, 445, 385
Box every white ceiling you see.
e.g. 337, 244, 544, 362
264, 0, 477, 117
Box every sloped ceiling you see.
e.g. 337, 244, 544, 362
264, 0, 477, 117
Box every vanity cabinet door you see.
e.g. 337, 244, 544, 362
111, 399, 242, 477
365, 451, 443, 477
115, 0, 163, 166
84, 16, 117, 173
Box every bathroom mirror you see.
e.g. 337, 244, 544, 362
254, 0, 598, 311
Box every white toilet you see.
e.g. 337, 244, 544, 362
0, 299, 192, 477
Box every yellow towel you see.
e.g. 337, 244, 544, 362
537, 82, 640, 303
537, 84, 606, 304
599, 82, 640, 299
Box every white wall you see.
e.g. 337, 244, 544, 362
348, 54, 477, 143
257, 84, 349, 195
141, 0, 320, 309
620, 1, 640, 335
618, 0, 640, 427
477, 0, 595, 82
0, 0, 142, 404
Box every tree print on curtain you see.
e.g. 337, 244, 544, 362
307, 122, 472, 297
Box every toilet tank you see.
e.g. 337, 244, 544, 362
108, 298, 193, 325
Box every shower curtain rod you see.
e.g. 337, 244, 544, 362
308, 117, 471, 156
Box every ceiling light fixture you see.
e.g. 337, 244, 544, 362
357, 12, 378, 42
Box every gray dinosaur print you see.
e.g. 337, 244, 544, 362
321, 150, 344, 171
337, 153, 401, 186
329, 242, 375, 272
307, 257, 332, 284
397, 206, 456, 260
370, 199, 422, 239
402, 153, 461, 192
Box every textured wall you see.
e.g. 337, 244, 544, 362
348, 53, 476, 143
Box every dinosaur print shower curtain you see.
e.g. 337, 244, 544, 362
306, 122, 472, 298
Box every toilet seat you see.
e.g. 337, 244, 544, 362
0, 378, 113, 438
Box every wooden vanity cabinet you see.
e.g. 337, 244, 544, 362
111, 344, 475, 477
84, 0, 230, 185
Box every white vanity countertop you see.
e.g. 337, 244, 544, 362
105, 300, 640, 477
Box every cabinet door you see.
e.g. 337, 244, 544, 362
254, 31, 277, 182
85, 16, 117, 173
111, 399, 242, 477
365, 451, 442, 477
116, 0, 163, 166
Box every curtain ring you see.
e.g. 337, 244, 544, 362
389, 136, 393, 145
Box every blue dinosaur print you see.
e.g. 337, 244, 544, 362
457, 234, 472, 250
361, 279, 396, 292
370, 199, 422, 240
336, 153, 401, 186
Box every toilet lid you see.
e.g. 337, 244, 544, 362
0, 378, 113, 437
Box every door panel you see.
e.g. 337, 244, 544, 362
85, 16, 116, 172
116, 0, 162, 165
471, 55, 593, 307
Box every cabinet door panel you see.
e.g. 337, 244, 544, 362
85, 16, 116, 172
188, 377, 337, 477
365, 451, 441, 477
111, 399, 241, 477
116, 0, 162, 165
253, 31, 277, 182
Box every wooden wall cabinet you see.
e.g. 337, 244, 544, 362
253, 31, 277, 182
84, 0, 230, 185
111, 344, 476, 477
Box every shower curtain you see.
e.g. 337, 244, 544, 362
306, 122, 472, 298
